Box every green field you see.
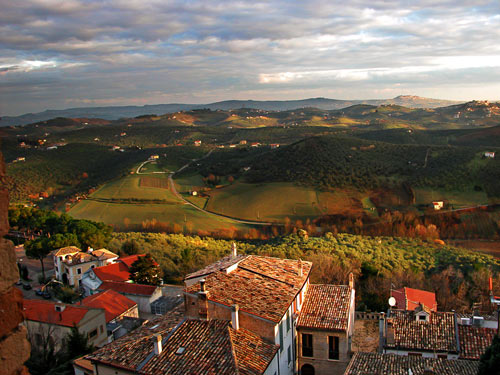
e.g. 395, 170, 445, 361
91, 174, 175, 201
204, 182, 325, 221
68, 170, 251, 232
69, 199, 248, 232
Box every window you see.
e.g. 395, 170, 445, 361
437, 354, 447, 359
88, 329, 98, 339
408, 352, 422, 357
328, 336, 339, 360
91, 265, 95, 269
77, 268, 82, 275
279, 322, 284, 352
287, 345, 291, 365
286, 310, 291, 332
100, 325, 104, 334
302, 333, 313, 357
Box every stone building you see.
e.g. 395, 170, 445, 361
297, 281, 356, 375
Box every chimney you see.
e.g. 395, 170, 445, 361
378, 312, 386, 353
231, 242, 237, 258
198, 279, 209, 320
153, 333, 162, 355
87, 246, 93, 253
349, 272, 354, 289
231, 304, 240, 330
298, 259, 303, 277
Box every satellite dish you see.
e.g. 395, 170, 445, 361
388, 296, 396, 307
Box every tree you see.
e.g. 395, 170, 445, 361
129, 254, 163, 285
478, 335, 500, 375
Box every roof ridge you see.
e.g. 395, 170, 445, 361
238, 265, 295, 287
227, 325, 241, 375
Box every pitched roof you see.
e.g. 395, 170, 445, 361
63, 252, 95, 266
92, 248, 118, 260
23, 299, 93, 327
98, 280, 159, 297
386, 310, 458, 353
184, 254, 247, 281
82, 290, 137, 323
93, 262, 131, 282
86, 304, 185, 371
119, 254, 153, 268
185, 255, 312, 322
392, 287, 437, 311
344, 352, 479, 375
458, 325, 496, 360
297, 284, 352, 331
53, 245, 81, 257
139, 320, 278, 375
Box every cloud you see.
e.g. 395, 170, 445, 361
1, 1, 500, 115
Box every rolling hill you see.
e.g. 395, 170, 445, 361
0, 95, 462, 126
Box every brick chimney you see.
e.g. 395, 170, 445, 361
231, 304, 239, 330
198, 279, 209, 320
153, 333, 162, 355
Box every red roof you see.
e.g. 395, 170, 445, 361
23, 299, 91, 327
98, 280, 158, 296
392, 287, 437, 311
119, 254, 156, 268
93, 262, 131, 282
82, 290, 137, 323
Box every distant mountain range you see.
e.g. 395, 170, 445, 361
0, 95, 462, 126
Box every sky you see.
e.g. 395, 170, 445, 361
1, 0, 500, 116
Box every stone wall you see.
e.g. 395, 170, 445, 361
0, 150, 31, 374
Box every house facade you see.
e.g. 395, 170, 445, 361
23, 299, 108, 351
297, 282, 356, 375
53, 246, 118, 289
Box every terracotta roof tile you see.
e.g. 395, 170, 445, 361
23, 299, 93, 327
87, 304, 185, 371
53, 246, 81, 257
91, 248, 118, 260
458, 325, 496, 360
345, 352, 479, 375
63, 252, 94, 266
185, 254, 247, 281
93, 262, 131, 282
120, 254, 154, 268
392, 287, 437, 311
140, 320, 278, 375
230, 325, 279, 375
82, 290, 137, 323
98, 281, 159, 297
386, 310, 458, 352
185, 256, 312, 322
297, 284, 352, 331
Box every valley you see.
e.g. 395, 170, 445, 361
2, 100, 499, 244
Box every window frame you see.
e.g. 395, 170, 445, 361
328, 335, 339, 360
302, 333, 313, 358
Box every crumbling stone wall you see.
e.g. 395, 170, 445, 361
0, 150, 30, 374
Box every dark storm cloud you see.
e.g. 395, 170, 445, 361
1, 0, 500, 115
